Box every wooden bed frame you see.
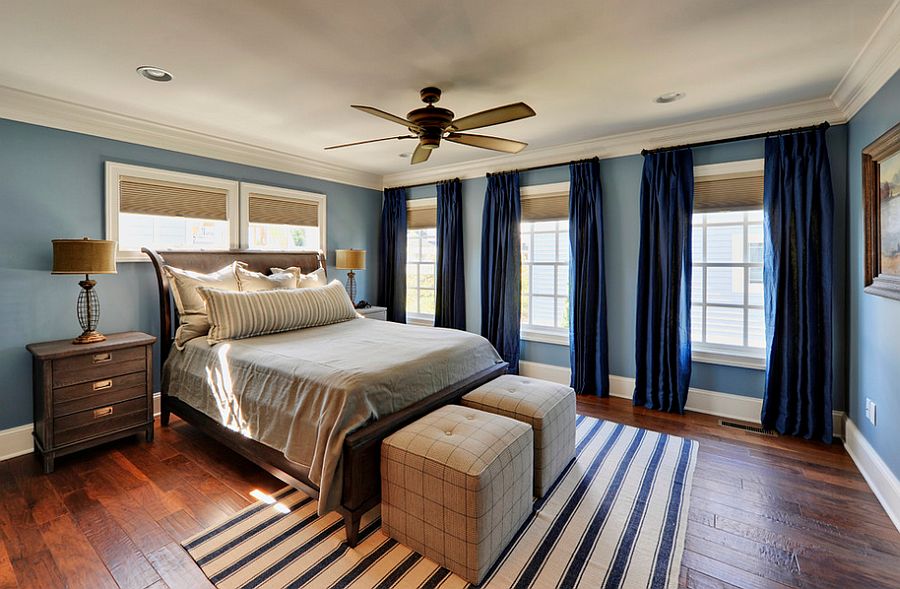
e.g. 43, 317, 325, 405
142, 248, 507, 546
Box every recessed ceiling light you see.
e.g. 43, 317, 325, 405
655, 91, 685, 104
136, 66, 173, 82
398, 153, 411, 158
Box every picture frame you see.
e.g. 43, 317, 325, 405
862, 122, 900, 301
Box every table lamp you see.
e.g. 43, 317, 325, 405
52, 238, 118, 344
335, 249, 366, 305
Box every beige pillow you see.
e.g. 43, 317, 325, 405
200, 280, 357, 343
164, 262, 241, 349
235, 265, 297, 292
271, 266, 327, 289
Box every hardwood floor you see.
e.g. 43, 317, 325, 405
1, 397, 898, 589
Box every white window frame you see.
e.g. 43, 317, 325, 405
520, 182, 570, 346
406, 197, 437, 326
691, 159, 766, 370
105, 162, 240, 262
239, 182, 327, 253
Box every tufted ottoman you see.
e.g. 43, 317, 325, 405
381, 404, 533, 585
462, 374, 576, 498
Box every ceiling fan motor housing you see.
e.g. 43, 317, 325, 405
407, 105, 455, 148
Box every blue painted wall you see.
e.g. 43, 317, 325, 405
847, 70, 900, 477
0, 117, 382, 430
410, 127, 849, 406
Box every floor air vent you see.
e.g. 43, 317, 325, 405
718, 420, 777, 436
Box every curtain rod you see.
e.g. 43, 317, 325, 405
388, 122, 830, 191
388, 159, 590, 191
640, 121, 830, 156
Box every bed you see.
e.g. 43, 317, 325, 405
143, 249, 508, 546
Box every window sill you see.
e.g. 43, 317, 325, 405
692, 347, 766, 370
117, 250, 151, 262
521, 328, 569, 346
407, 314, 434, 327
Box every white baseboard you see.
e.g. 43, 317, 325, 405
518, 360, 845, 438
842, 417, 900, 533
0, 392, 163, 463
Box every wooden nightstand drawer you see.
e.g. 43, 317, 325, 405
55, 383, 147, 417
28, 331, 156, 472
54, 397, 149, 447
52, 346, 146, 388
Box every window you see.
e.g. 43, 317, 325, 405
406, 198, 437, 324
520, 183, 570, 345
691, 160, 766, 368
106, 163, 325, 261
241, 183, 325, 252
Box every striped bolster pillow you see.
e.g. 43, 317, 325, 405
199, 280, 358, 343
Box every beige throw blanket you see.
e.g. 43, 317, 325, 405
162, 318, 503, 514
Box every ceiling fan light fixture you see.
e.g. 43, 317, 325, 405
137, 65, 173, 82
655, 91, 685, 104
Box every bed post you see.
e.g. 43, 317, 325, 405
341, 511, 361, 548
142, 248, 173, 426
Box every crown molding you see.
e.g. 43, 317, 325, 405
831, 0, 900, 119
0, 85, 382, 191
382, 97, 846, 187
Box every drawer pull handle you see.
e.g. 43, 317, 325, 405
92, 379, 113, 391
93, 406, 114, 419
92, 353, 112, 364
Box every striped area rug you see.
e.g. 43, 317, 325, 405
183, 417, 697, 589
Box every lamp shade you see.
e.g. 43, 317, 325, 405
51, 238, 117, 274
335, 249, 366, 270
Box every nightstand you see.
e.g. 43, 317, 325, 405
27, 331, 156, 473
356, 305, 387, 321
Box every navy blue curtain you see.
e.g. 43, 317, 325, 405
481, 171, 521, 372
634, 149, 694, 413
761, 129, 834, 443
569, 158, 610, 396
377, 187, 407, 323
435, 179, 466, 330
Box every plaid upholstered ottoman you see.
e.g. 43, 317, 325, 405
462, 374, 576, 498
381, 404, 533, 585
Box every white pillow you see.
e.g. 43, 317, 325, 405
235, 265, 297, 291
200, 280, 357, 343
164, 262, 242, 349
271, 266, 327, 289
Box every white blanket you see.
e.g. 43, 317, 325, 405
162, 318, 503, 513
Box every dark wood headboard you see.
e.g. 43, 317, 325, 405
142, 248, 326, 361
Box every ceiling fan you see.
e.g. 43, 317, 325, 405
325, 87, 536, 165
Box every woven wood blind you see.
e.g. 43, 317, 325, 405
249, 193, 320, 227
119, 176, 229, 220
521, 192, 569, 221
407, 202, 437, 229
694, 171, 764, 213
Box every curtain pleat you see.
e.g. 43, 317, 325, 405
481, 171, 521, 373
569, 158, 610, 396
761, 129, 834, 443
377, 187, 407, 323
634, 149, 694, 413
435, 179, 466, 330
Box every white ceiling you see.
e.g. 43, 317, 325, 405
0, 0, 893, 176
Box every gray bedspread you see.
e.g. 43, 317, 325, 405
161, 317, 503, 513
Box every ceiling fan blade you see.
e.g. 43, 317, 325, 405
351, 105, 422, 131
445, 133, 528, 154
411, 144, 431, 165
450, 102, 536, 132
324, 135, 416, 150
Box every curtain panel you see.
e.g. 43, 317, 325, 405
569, 158, 610, 396
761, 129, 834, 443
377, 187, 408, 323
481, 171, 522, 372
633, 149, 694, 413
435, 179, 466, 330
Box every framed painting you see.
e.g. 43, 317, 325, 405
863, 122, 900, 301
